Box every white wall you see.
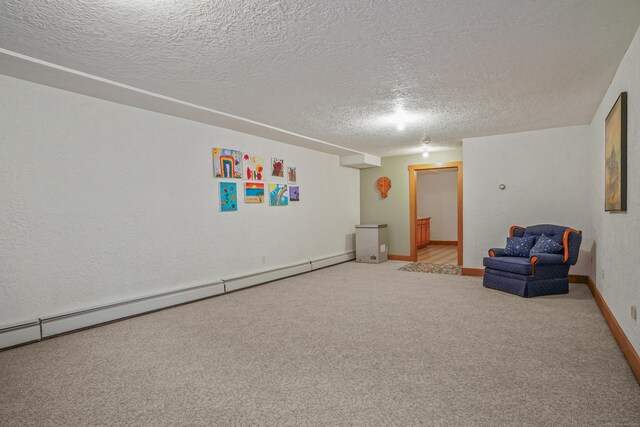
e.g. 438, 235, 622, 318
462, 125, 592, 274
417, 170, 457, 241
0, 75, 360, 326
587, 27, 640, 352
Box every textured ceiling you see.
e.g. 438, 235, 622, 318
1, 0, 639, 157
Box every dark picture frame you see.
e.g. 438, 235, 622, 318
604, 92, 627, 212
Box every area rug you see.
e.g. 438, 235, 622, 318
399, 262, 461, 275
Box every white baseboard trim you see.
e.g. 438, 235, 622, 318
0, 320, 41, 349
40, 281, 225, 338
1, 251, 355, 350
224, 262, 312, 292
311, 251, 355, 270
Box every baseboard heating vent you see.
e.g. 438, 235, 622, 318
2, 252, 356, 350
40, 281, 225, 338
224, 262, 312, 292
0, 320, 41, 350
311, 252, 355, 270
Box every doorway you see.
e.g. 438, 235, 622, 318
408, 161, 463, 265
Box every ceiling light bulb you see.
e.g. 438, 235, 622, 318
422, 151, 430, 158
378, 107, 423, 130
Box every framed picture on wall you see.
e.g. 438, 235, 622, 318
269, 184, 288, 206
604, 92, 627, 212
213, 147, 243, 179
271, 158, 284, 178
219, 182, 238, 211
290, 186, 300, 201
243, 153, 265, 180
287, 166, 297, 183
244, 182, 265, 203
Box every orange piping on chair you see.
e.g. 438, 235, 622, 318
489, 249, 496, 257
562, 228, 582, 263
530, 256, 538, 275
509, 226, 525, 237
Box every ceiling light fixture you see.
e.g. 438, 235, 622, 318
422, 137, 431, 158
379, 107, 422, 131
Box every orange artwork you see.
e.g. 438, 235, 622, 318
376, 176, 391, 199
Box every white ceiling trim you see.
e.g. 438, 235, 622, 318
0, 48, 373, 159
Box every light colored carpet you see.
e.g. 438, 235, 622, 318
0, 261, 638, 426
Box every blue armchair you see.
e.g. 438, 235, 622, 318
483, 224, 582, 297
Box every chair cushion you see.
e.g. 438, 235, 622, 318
504, 236, 536, 257
530, 234, 564, 255
524, 225, 565, 245
483, 256, 533, 275
485, 268, 536, 282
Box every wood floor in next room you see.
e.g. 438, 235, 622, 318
417, 243, 458, 264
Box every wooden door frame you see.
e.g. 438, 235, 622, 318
408, 161, 463, 265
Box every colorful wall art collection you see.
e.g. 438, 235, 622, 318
214, 147, 300, 211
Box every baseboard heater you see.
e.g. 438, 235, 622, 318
224, 261, 312, 292
0, 251, 355, 350
0, 320, 41, 350
223, 252, 355, 292
40, 281, 226, 338
311, 252, 355, 270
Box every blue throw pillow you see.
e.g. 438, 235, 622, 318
504, 236, 536, 257
530, 234, 563, 255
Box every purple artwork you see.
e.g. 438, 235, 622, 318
290, 186, 300, 201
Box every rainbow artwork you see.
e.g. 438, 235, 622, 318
213, 147, 243, 178
269, 184, 288, 206
243, 153, 265, 180
219, 182, 238, 211
245, 182, 265, 203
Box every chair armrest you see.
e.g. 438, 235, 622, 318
488, 248, 506, 257
563, 228, 582, 264
530, 253, 564, 265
